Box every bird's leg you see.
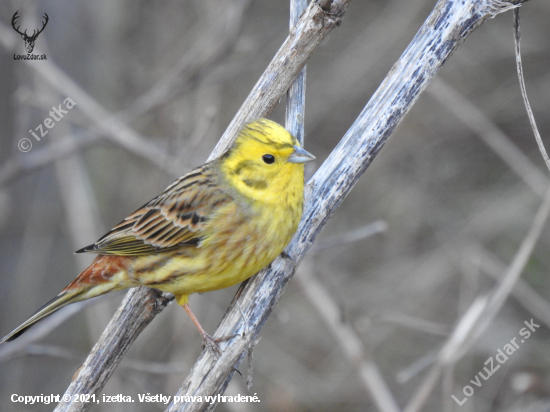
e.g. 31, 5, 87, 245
182, 303, 225, 356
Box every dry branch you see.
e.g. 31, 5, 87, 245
514, 7, 550, 173
476, 248, 550, 331
285, 0, 308, 145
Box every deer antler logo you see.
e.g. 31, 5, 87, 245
12, 11, 49, 54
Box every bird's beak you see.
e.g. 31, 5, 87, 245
288, 145, 316, 163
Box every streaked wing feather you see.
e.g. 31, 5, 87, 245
77, 163, 229, 256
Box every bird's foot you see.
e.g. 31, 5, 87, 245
201, 332, 238, 357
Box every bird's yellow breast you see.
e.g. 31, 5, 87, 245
139, 184, 302, 298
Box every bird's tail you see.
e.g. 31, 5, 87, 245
0, 288, 88, 344
0, 255, 130, 344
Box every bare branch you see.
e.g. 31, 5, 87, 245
403, 10, 550, 410
285, 0, 308, 145
514, 7, 550, 173
311, 220, 388, 252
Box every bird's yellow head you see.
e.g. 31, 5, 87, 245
220, 118, 315, 205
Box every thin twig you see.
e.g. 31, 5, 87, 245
514, 7, 550, 173
311, 220, 388, 252
236, 0, 309, 395
475, 248, 550, 331
285, 0, 308, 145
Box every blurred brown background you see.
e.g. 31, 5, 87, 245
1, 0, 550, 411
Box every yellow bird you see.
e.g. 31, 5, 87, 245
0, 118, 315, 352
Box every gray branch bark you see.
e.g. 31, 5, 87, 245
285, 0, 308, 145
53, 0, 525, 411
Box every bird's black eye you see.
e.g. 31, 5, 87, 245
262, 154, 275, 164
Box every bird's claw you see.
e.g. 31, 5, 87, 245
202, 333, 239, 357
202, 334, 222, 357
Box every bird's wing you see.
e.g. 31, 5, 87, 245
76, 163, 229, 255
